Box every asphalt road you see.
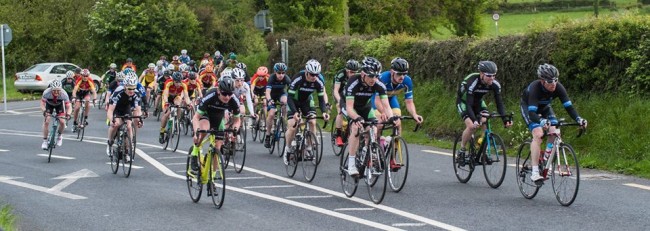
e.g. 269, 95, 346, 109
1, 100, 649, 231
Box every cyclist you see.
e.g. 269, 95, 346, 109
159, 72, 192, 143
283, 60, 330, 164
180, 49, 191, 64
521, 63, 587, 182
190, 77, 241, 172
251, 66, 271, 106
40, 80, 72, 149
71, 69, 97, 128
456, 60, 512, 164
61, 71, 76, 98
106, 75, 143, 160
333, 59, 360, 146
121, 58, 137, 72
232, 68, 256, 120
139, 63, 157, 107
263, 62, 292, 148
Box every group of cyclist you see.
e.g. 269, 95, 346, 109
39, 48, 588, 186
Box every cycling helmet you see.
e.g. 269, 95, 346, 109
74, 67, 82, 74
109, 63, 117, 69
274, 62, 288, 72
231, 68, 246, 79
305, 59, 321, 74
50, 80, 62, 90
172, 72, 182, 82
188, 71, 197, 80
124, 74, 138, 86
256, 66, 269, 76
361, 57, 382, 75
65, 70, 74, 78
126, 58, 133, 62
537, 63, 559, 81
218, 77, 235, 94
156, 60, 164, 67
390, 57, 409, 73
477, 61, 497, 74
345, 59, 360, 71
172, 55, 179, 61
220, 67, 233, 78
116, 72, 125, 81
236, 62, 247, 70
81, 69, 90, 76
181, 49, 187, 55
179, 63, 189, 72
148, 63, 155, 69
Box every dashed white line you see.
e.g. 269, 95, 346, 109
624, 183, 650, 191
244, 185, 295, 189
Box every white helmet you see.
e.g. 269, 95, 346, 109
148, 63, 155, 68
124, 74, 138, 86
231, 68, 246, 79
220, 67, 233, 78
179, 63, 189, 72
50, 80, 62, 90
65, 70, 74, 78
156, 60, 164, 67
109, 63, 117, 69
305, 59, 321, 74
181, 49, 187, 55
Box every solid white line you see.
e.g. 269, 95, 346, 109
393, 223, 426, 227
624, 183, 650, 191
37, 154, 75, 160
244, 185, 295, 189
228, 176, 265, 180
286, 195, 333, 199
133, 148, 406, 231
334, 208, 374, 211
422, 149, 451, 156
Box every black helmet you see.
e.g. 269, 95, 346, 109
218, 77, 235, 94
390, 57, 409, 73
537, 63, 559, 81
274, 62, 287, 72
361, 57, 382, 76
477, 61, 497, 74
345, 59, 360, 71
172, 72, 182, 82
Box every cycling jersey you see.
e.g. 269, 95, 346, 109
109, 85, 142, 115
456, 73, 506, 123
266, 73, 291, 99
197, 88, 241, 130
287, 75, 326, 116
520, 80, 580, 130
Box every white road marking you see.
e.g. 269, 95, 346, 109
422, 149, 451, 156
393, 223, 426, 227
244, 185, 295, 189
286, 195, 333, 199
334, 208, 374, 211
37, 154, 75, 160
624, 183, 650, 191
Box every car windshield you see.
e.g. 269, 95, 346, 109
24, 64, 51, 72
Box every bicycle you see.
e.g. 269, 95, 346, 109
44, 114, 66, 163
452, 112, 512, 188
109, 115, 141, 177
515, 119, 585, 206
162, 105, 183, 152
186, 129, 226, 208
251, 96, 267, 143
73, 99, 93, 141
380, 116, 421, 193
285, 113, 327, 182
339, 119, 393, 204
268, 102, 286, 157
221, 118, 247, 174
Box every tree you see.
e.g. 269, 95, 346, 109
266, 0, 346, 34
88, 0, 201, 67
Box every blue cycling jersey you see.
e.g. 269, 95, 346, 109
371, 71, 414, 109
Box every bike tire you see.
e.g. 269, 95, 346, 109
302, 131, 320, 182
452, 134, 474, 183
340, 144, 359, 197
209, 150, 226, 209
483, 133, 507, 188
366, 142, 388, 204
233, 127, 246, 173
515, 140, 540, 199
551, 143, 580, 206
186, 146, 202, 202
387, 136, 409, 193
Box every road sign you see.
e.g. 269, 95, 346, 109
1, 24, 11, 47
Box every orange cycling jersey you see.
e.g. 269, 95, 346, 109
74, 79, 96, 92
164, 81, 188, 95
251, 74, 269, 88
182, 79, 203, 93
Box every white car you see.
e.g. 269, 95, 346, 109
14, 62, 103, 92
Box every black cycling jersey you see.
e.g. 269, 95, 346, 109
521, 80, 580, 124
345, 74, 388, 110
109, 86, 141, 114
266, 73, 291, 98
456, 73, 506, 122
287, 74, 326, 114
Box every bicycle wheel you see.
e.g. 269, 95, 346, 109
172, 120, 181, 152
452, 134, 474, 183
208, 150, 226, 208
330, 121, 343, 157
483, 133, 507, 188
387, 136, 409, 193
186, 147, 202, 202
551, 143, 580, 206
233, 127, 247, 173
366, 142, 388, 204
121, 132, 134, 177
302, 131, 320, 182
340, 145, 358, 197
515, 140, 540, 199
